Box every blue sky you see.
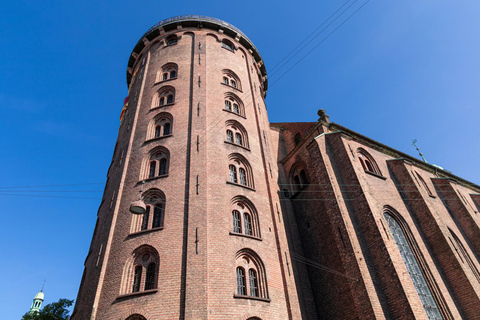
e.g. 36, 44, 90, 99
1, 0, 479, 318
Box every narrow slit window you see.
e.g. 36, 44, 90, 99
149, 162, 156, 178
235, 133, 242, 146
145, 263, 156, 290
244, 213, 252, 235
226, 130, 233, 143
163, 123, 171, 135
233, 210, 241, 233
152, 204, 163, 228
239, 168, 247, 186
132, 266, 142, 293
229, 165, 238, 183
249, 269, 258, 297
236, 267, 246, 295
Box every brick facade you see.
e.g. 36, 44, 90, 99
72, 16, 480, 319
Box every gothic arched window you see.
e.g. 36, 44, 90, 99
147, 112, 173, 140
120, 245, 159, 296
131, 188, 166, 234
230, 196, 261, 239
235, 249, 269, 300
384, 210, 442, 319
357, 148, 382, 176
228, 153, 254, 189
222, 69, 242, 91
225, 120, 249, 149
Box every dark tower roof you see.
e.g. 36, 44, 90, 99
126, 15, 268, 91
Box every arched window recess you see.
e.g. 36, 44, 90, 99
156, 63, 178, 83
383, 206, 449, 319
151, 86, 175, 109
229, 195, 261, 240
221, 69, 242, 91
130, 188, 166, 235
234, 248, 269, 302
223, 93, 245, 118
119, 245, 160, 297
224, 120, 249, 150
357, 148, 385, 179
289, 163, 309, 194
146, 112, 173, 141
227, 153, 254, 190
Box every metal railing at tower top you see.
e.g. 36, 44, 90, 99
144, 15, 251, 45
127, 15, 268, 91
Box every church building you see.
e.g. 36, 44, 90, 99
71, 16, 480, 319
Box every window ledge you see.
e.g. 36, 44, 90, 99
127, 227, 164, 238
223, 109, 246, 119
229, 232, 262, 241
150, 103, 175, 111
117, 289, 158, 300
145, 134, 173, 144
138, 175, 169, 185
233, 294, 270, 303
365, 171, 387, 180
221, 82, 242, 93
226, 181, 255, 191
224, 141, 250, 151
154, 77, 177, 86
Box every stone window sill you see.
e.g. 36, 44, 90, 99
145, 134, 173, 144
233, 294, 270, 303
226, 181, 255, 191
150, 102, 175, 111
138, 174, 169, 185
229, 232, 262, 241
224, 141, 250, 151
128, 227, 164, 239
117, 289, 157, 301
365, 171, 387, 180
221, 82, 242, 93
223, 109, 246, 119
154, 77, 177, 86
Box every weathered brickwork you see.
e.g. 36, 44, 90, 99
72, 16, 480, 320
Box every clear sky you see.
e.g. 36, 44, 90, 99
1, 0, 479, 318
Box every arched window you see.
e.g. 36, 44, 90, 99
226, 130, 233, 143
225, 120, 249, 149
132, 266, 142, 292
415, 171, 434, 197
235, 133, 242, 145
131, 188, 167, 234
152, 86, 175, 109
225, 100, 232, 111
149, 161, 156, 178
120, 245, 159, 295
157, 63, 178, 83
145, 263, 156, 290
232, 210, 241, 233
249, 269, 258, 297
448, 228, 480, 283
223, 93, 244, 117
290, 164, 309, 193
236, 267, 246, 295
147, 112, 173, 140
166, 34, 178, 46
294, 133, 301, 146
228, 153, 254, 189
383, 209, 443, 319
163, 122, 171, 135
357, 148, 382, 176
239, 168, 247, 186
229, 165, 237, 183
235, 249, 268, 300
221, 69, 242, 91
143, 147, 169, 179
230, 196, 260, 238
244, 213, 252, 235
125, 314, 147, 320
221, 39, 234, 51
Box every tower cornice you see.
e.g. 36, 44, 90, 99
126, 15, 268, 92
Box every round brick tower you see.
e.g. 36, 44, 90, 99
72, 16, 302, 320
